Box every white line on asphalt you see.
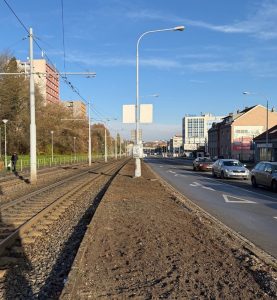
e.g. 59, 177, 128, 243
159, 166, 163, 168
223, 194, 256, 204
202, 186, 216, 191
274, 217, 277, 220
190, 181, 215, 191
205, 177, 277, 201
169, 170, 176, 174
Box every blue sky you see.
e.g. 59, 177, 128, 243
1, 0, 277, 141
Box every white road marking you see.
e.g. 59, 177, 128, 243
274, 217, 277, 220
205, 177, 277, 202
159, 166, 163, 168
223, 194, 256, 204
190, 182, 215, 191
169, 170, 176, 174
202, 186, 215, 191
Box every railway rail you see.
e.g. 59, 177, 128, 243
0, 158, 129, 298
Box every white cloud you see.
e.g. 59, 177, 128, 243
126, 1, 277, 40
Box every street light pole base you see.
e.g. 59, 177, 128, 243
135, 158, 141, 177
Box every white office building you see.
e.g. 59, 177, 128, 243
182, 113, 223, 151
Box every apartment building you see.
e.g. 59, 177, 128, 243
17, 59, 60, 105
63, 100, 87, 118
169, 135, 183, 153
253, 125, 277, 161
208, 105, 277, 161
182, 113, 223, 151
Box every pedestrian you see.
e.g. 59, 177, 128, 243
11, 152, 18, 172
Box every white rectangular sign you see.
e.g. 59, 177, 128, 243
140, 104, 153, 123
123, 105, 135, 123
123, 104, 153, 124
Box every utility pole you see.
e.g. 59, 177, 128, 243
0, 126, 2, 158
115, 134, 117, 159
0, 28, 96, 181
104, 128, 107, 163
88, 100, 92, 166
29, 28, 37, 183
119, 136, 122, 158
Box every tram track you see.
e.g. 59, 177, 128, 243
0, 158, 129, 298
0, 159, 125, 254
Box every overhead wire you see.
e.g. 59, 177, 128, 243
2, 0, 97, 111
60, 0, 66, 74
2, 0, 117, 131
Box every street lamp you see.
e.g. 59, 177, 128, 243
2, 119, 8, 169
140, 94, 160, 99
73, 136, 76, 161
243, 91, 269, 160
50, 131, 54, 162
135, 26, 185, 177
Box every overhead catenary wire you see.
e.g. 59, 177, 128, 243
2, 0, 97, 111
60, 0, 67, 74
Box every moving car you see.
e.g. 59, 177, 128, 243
250, 162, 277, 192
192, 157, 213, 171
212, 159, 249, 179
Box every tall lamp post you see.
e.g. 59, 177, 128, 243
135, 26, 185, 177
50, 131, 54, 162
2, 119, 8, 169
243, 91, 270, 160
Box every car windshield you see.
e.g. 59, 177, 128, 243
223, 161, 243, 167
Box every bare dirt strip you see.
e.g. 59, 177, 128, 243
62, 160, 277, 299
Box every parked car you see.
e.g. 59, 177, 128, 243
212, 159, 250, 179
250, 162, 277, 192
193, 157, 213, 171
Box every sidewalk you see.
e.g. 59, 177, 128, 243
61, 160, 276, 299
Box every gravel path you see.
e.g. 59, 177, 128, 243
62, 160, 277, 299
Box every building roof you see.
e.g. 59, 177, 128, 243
254, 124, 277, 141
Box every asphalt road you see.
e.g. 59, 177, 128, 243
145, 157, 277, 258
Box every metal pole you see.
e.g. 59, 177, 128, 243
120, 136, 122, 158
114, 134, 117, 159
266, 100, 269, 161
4, 122, 7, 168
0, 126, 1, 158
134, 27, 184, 177
29, 28, 37, 183
135, 33, 142, 177
73, 137, 76, 161
88, 100, 92, 166
104, 128, 107, 163
51, 131, 54, 162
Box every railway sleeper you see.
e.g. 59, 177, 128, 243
0, 256, 18, 267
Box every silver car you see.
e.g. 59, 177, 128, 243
250, 162, 277, 192
212, 159, 250, 180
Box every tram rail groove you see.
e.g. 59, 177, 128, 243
0, 159, 128, 257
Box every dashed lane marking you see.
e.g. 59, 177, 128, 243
205, 177, 277, 202
190, 182, 215, 191
274, 217, 277, 220
223, 194, 256, 204
202, 186, 216, 191
168, 170, 176, 174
